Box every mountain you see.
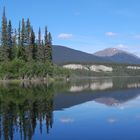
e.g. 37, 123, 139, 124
94, 48, 125, 57
94, 48, 140, 64
52, 45, 140, 64
52, 45, 111, 64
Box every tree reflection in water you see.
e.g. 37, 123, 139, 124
0, 83, 54, 140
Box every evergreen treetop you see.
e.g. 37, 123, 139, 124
0, 7, 53, 63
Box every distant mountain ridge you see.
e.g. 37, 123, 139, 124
94, 48, 139, 58
52, 45, 111, 64
52, 45, 140, 64
94, 48, 140, 64
94, 48, 125, 57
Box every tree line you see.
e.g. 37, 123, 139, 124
0, 7, 52, 63
0, 7, 71, 80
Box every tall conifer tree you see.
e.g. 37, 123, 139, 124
18, 18, 26, 60
37, 27, 43, 61
7, 20, 12, 48
25, 19, 32, 61
0, 7, 9, 61
30, 28, 37, 60
7, 20, 13, 59
25, 18, 31, 46
21, 18, 25, 47
44, 29, 52, 62
47, 32, 52, 62
11, 29, 17, 59
18, 21, 21, 47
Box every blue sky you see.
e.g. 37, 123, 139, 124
0, 0, 140, 56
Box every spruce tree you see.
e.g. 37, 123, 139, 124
44, 26, 49, 45
11, 29, 17, 60
48, 32, 52, 45
25, 18, 32, 61
44, 27, 48, 62
47, 32, 52, 62
30, 28, 35, 46
18, 21, 21, 47
0, 7, 9, 61
7, 20, 12, 48
30, 28, 37, 60
37, 27, 43, 61
7, 20, 13, 59
38, 27, 41, 47
1, 7, 8, 47
25, 18, 31, 46
18, 18, 26, 60
21, 18, 25, 47
44, 31, 52, 62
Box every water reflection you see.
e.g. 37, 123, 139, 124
69, 77, 140, 92
70, 79, 113, 92
0, 77, 140, 140
0, 84, 53, 140
54, 77, 140, 110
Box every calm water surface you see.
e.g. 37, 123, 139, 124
0, 77, 140, 140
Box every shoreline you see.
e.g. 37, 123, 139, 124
0, 75, 140, 83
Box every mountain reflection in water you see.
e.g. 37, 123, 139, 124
70, 79, 113, 92
0, 77, 140, 140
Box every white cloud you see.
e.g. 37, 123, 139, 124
58, 33, 73, 39
106, 32, 117, 37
